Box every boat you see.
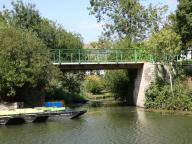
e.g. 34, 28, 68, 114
0, 107, 87, 125
35, 107, 87, 119
0, 116, 25, 125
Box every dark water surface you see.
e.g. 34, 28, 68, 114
1, 107, 192, 144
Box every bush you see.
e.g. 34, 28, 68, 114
46, 88, 86, 104
82, 75, 104, 94
145, 79, 192, 111
104, 70, 130, 101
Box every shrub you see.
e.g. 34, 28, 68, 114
82, 75, 104, 94
104, 70, 130, 101
145, 79, 192, 111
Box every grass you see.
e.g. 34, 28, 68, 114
84, 92, 113, 100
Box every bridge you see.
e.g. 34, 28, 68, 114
50, 48, 192, 107
50, 48, 154, 70
50, 48, 157, 107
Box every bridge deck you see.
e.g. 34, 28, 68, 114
54, 62, 144, 70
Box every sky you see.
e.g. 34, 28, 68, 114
0, 0, 178, 43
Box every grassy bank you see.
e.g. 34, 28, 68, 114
145, 108, 192, 116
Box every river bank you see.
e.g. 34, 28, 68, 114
69, 97, 192, 116
145, 108, 192, 116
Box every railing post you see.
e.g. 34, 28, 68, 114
97, 49, 100, 63
71, 53, 73, 63
51, 50, 55, 63
54, 52, 56, 63
134, 49, 137, 63
116, 49, 118, 62
59, 49, 61, 64
176, 55, 179, 63
78, 49, 81, 64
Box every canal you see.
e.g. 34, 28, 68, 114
1, 107, 192, 144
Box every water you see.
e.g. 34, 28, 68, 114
1, 107, 192, 144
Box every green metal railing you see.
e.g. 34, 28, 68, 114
50, 48, 154, 64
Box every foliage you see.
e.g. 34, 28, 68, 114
90, 37, 113, 48
0, 1, 84, 105
46, 88, 86, 104
82, 75, 104, 94
3, 0, 41, 29
104, 70, 130, 101
145, 27, 182, 96
146, 27, 182, 63
164, 13, 177, 31
176, 0, 192, 47
62, 72, 85, 94
0, 25, 62, 100
89, 0, 167, 41
54, 26, 83, 49
145, 79, 192, 111
113, 38, 133, 49
45, 71, 86, 104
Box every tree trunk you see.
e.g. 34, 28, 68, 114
168, 64, 174, 97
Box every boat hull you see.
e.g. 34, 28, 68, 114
0, 109, 87, 125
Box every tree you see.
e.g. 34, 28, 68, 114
55, 26, 83, 49
176, 0, 192, 47
62, 72, 84, 94
89, 0, 167, 41
0, 1, 84, 105
0, 25, 62, 106
90, 37, 113, 48
37, 19, 83, 49
104, 70, 130, 102
146, 27, 182, 96
165, 13, 177, 31
1, 0, 42, 29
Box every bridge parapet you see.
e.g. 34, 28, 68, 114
50, 49, 192, 68
50, 48, 154, 64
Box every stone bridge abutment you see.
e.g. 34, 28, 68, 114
132, 63, 155, 107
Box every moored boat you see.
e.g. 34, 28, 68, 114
35, 107, 87, 119
0, 107, 87, 125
